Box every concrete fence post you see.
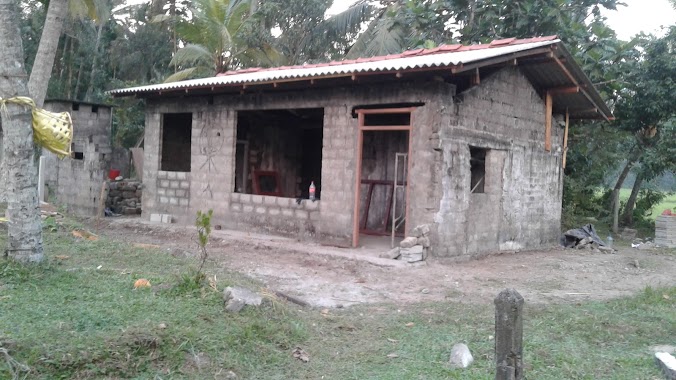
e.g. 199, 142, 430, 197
494, 288, 524, 380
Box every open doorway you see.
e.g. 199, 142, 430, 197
353, 108, 414, 248
235, 109, 323, 199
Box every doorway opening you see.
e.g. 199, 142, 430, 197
353, 108, 414, 248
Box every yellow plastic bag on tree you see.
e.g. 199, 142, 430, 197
0, 96, 73, 158
31, 107, 73, 158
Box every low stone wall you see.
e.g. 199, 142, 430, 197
107, 180, 143, 215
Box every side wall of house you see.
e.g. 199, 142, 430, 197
43, 102, 113, 216
141, 81, 452, 245
435, 67, 564, 257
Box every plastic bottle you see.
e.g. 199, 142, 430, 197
309, 181, 316, 201
607, 235, 614, 248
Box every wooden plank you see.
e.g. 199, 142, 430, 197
353, 114, 364, 247
545, 91, 553, 152
562, 109, 570, 168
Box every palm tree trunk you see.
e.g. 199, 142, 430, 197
621, 171, 644, 227
27, 0, 68, 107
85, 23, 104, 101
0, 0, 45, 262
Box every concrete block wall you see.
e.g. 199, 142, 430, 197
156, 171, 190, 207
435, 67, 565, 257
142, 81, 451, 245
229, 193, 319, 237
42, 101, 113, 216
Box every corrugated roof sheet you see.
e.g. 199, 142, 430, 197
109, 36, 559, 95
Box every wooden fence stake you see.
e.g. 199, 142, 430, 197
495, 289, 524, 380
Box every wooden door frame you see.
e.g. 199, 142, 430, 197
352, 107, 415, 247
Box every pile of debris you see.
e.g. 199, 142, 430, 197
562, 224, 615, 253
380, 224, 431, 263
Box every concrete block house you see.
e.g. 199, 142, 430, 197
110, 36, 612, 258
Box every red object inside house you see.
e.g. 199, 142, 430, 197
108, 169, 121, 180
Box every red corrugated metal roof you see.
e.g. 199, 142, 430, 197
216, 36, 559, 77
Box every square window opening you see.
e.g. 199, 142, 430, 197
161, 113, 192, 172
470, 146, 487, 194
71, 143, 84, 160
71, 103, 80, 111
235, 108, 324, 200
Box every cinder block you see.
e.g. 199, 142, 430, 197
295, 210, 308, 219
161, 214, 172, 223
252, 195, 263, 204
269, 208, 281, 216
179, 198, 189, 207
180, 181, 190, 189
176, 172, 187, 180
264, 196, 277, 206
167, 171, 177, 179
255, 207, 266, 214
150, 213, 162, 223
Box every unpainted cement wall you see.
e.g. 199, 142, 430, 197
142, 68, 564, 256
434, 67, 564, 257
142, 81, 450, 245
43, 101, 113, 216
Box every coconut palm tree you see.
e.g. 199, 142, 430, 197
165, 0, 279, 81
0, 0, 45, 262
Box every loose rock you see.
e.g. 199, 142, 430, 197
400, 245, 424, 263
400, 237, 418, 248
223, 286, 263, 313
379, 247, 401, 260
449, 343, 474, 368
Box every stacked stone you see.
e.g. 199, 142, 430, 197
107, 180, 143, 215
380, 224, 431, 262
655, 215, 676, 248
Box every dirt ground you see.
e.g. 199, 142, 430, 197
100, 217, 676, 308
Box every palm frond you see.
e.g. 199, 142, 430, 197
320, 0, 373, 39
170, 44, 214, 68
164, 67, 199, 82
365, 18, 406, 56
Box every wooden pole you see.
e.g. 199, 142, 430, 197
562, 109, 570, 168
612, 189, 620, 234
545, 91, 552, 152
495, 289, 524, 380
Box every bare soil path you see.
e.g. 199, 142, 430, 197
100, 217, 676, 307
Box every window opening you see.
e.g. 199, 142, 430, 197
91, 105, 99, 113
235, 108, 323, 199
71, 143, 84, 160
161, 113, 192, 172
71, 103, 80, 111
470, 146, 487, 193
363, 113, 411, 126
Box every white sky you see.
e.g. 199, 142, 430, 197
327, 0, 676, 41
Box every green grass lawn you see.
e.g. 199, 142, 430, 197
618, 189, 676, 220
1, 224, 674, 379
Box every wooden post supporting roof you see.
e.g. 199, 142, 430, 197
563, 109, 570, 168
545, 91, 553, 152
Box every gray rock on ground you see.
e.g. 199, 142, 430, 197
379, 247, 401, 260
400, 245, 424, 263
449, 343, 474, 368
400, 237, 418, 248
223, 286, 263, 313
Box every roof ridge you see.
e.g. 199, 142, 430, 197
216, 35, 558, 77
